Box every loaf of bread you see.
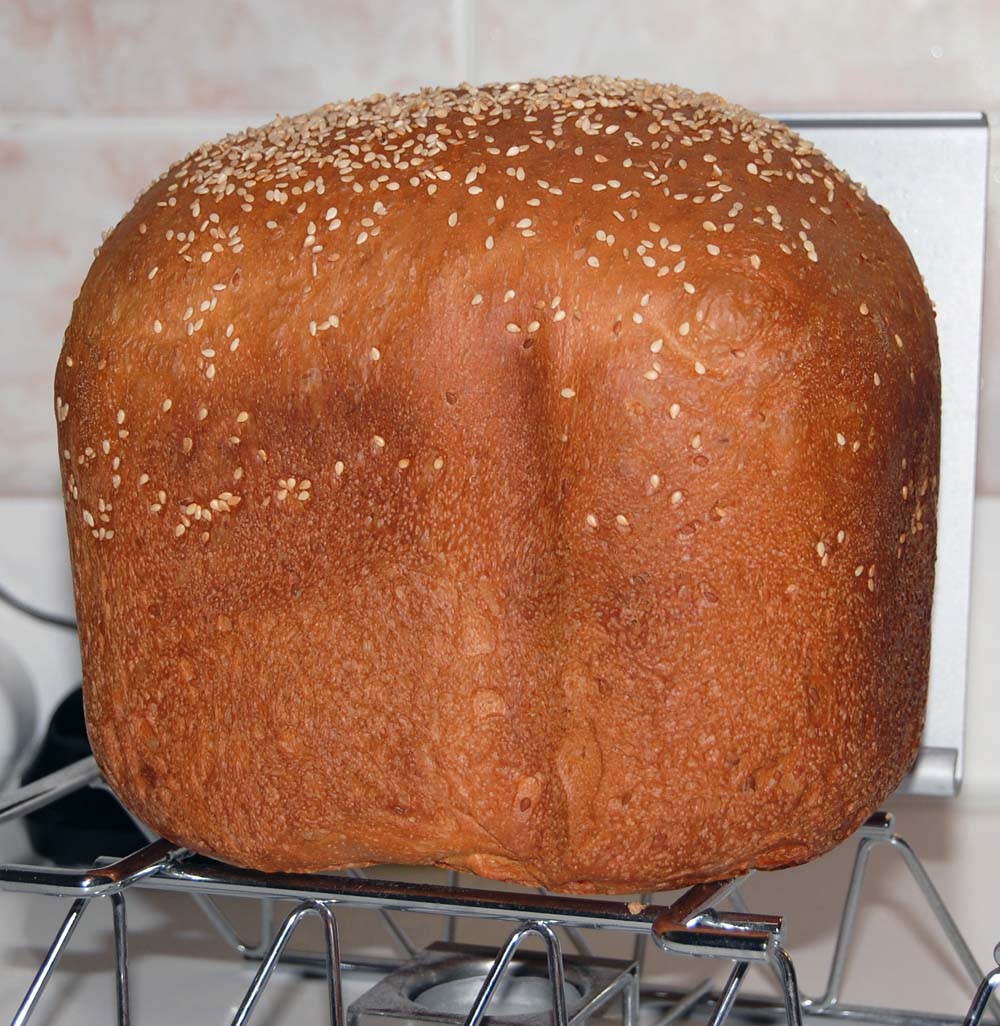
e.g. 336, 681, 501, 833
55, 77, 939, 894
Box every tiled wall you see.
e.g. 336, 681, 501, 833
1, 0, 996, 493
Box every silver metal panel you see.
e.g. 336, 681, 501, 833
772, 112, 990, 796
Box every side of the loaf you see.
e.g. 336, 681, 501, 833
55, 77, 939, 893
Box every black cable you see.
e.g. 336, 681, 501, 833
0, 580, 77, 630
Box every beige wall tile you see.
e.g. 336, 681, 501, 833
0, 0, 458, 115
0, 118, 236, 495
472, 0, 1000, 492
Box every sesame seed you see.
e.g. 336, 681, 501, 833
433, 456, 444, 470
836, 433, 847, 446
615, 514, 630, 529
236, 411, 249, 422
372, 435, 386, 450
175, 524, 186, 537
650, 338, 663, 353
586, 513, 599, 529
485, 235, 494, 250
560, 387, 576, 399
750, 254, 761, 270
334, 460, 344, 476
648, 474, 661, 492
398, 458, 410, 469
816, 541, 826, 557
370, 347, 381, 361
471, 294, 483, 305
694, 361, 706, 375
670, 490, 684, 505
447, 211, 458, 227
706, 244, 720, 256
679, 321, 690, 336
587, 256, 600, 268
860, 303, 869, 315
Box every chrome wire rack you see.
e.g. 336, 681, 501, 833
0, 756, 997, 1026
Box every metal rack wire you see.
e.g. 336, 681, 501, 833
0, 756, 997, 1026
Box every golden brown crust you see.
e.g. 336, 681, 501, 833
55, 76, 939, 893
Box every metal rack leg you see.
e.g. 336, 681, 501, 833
622, 964, 640, 1026
229, 900, 343, 1026
892, 836, 1000, 1018
9, 897, 89, 1026
815, 832, 877, 1006
814, 814, 999, 1020
444, 870, 459, 943
769, 946, 804, 1026
462, 921, 568, 1026
111, 894, 130, 1026
706, 961, 749, 1026
964, 945, 1000, 1026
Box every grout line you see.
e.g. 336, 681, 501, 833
452, 0, 475, 83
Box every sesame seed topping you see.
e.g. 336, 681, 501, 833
433, 456, 445, 470
694, 361, 706, 375
670, 490, 684, 505
560, 387, 576, 399
585, 513, 599, 529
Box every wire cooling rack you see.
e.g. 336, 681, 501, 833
0, 756, 997, 1026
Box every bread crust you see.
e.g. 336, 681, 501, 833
55, 77, 939, 893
